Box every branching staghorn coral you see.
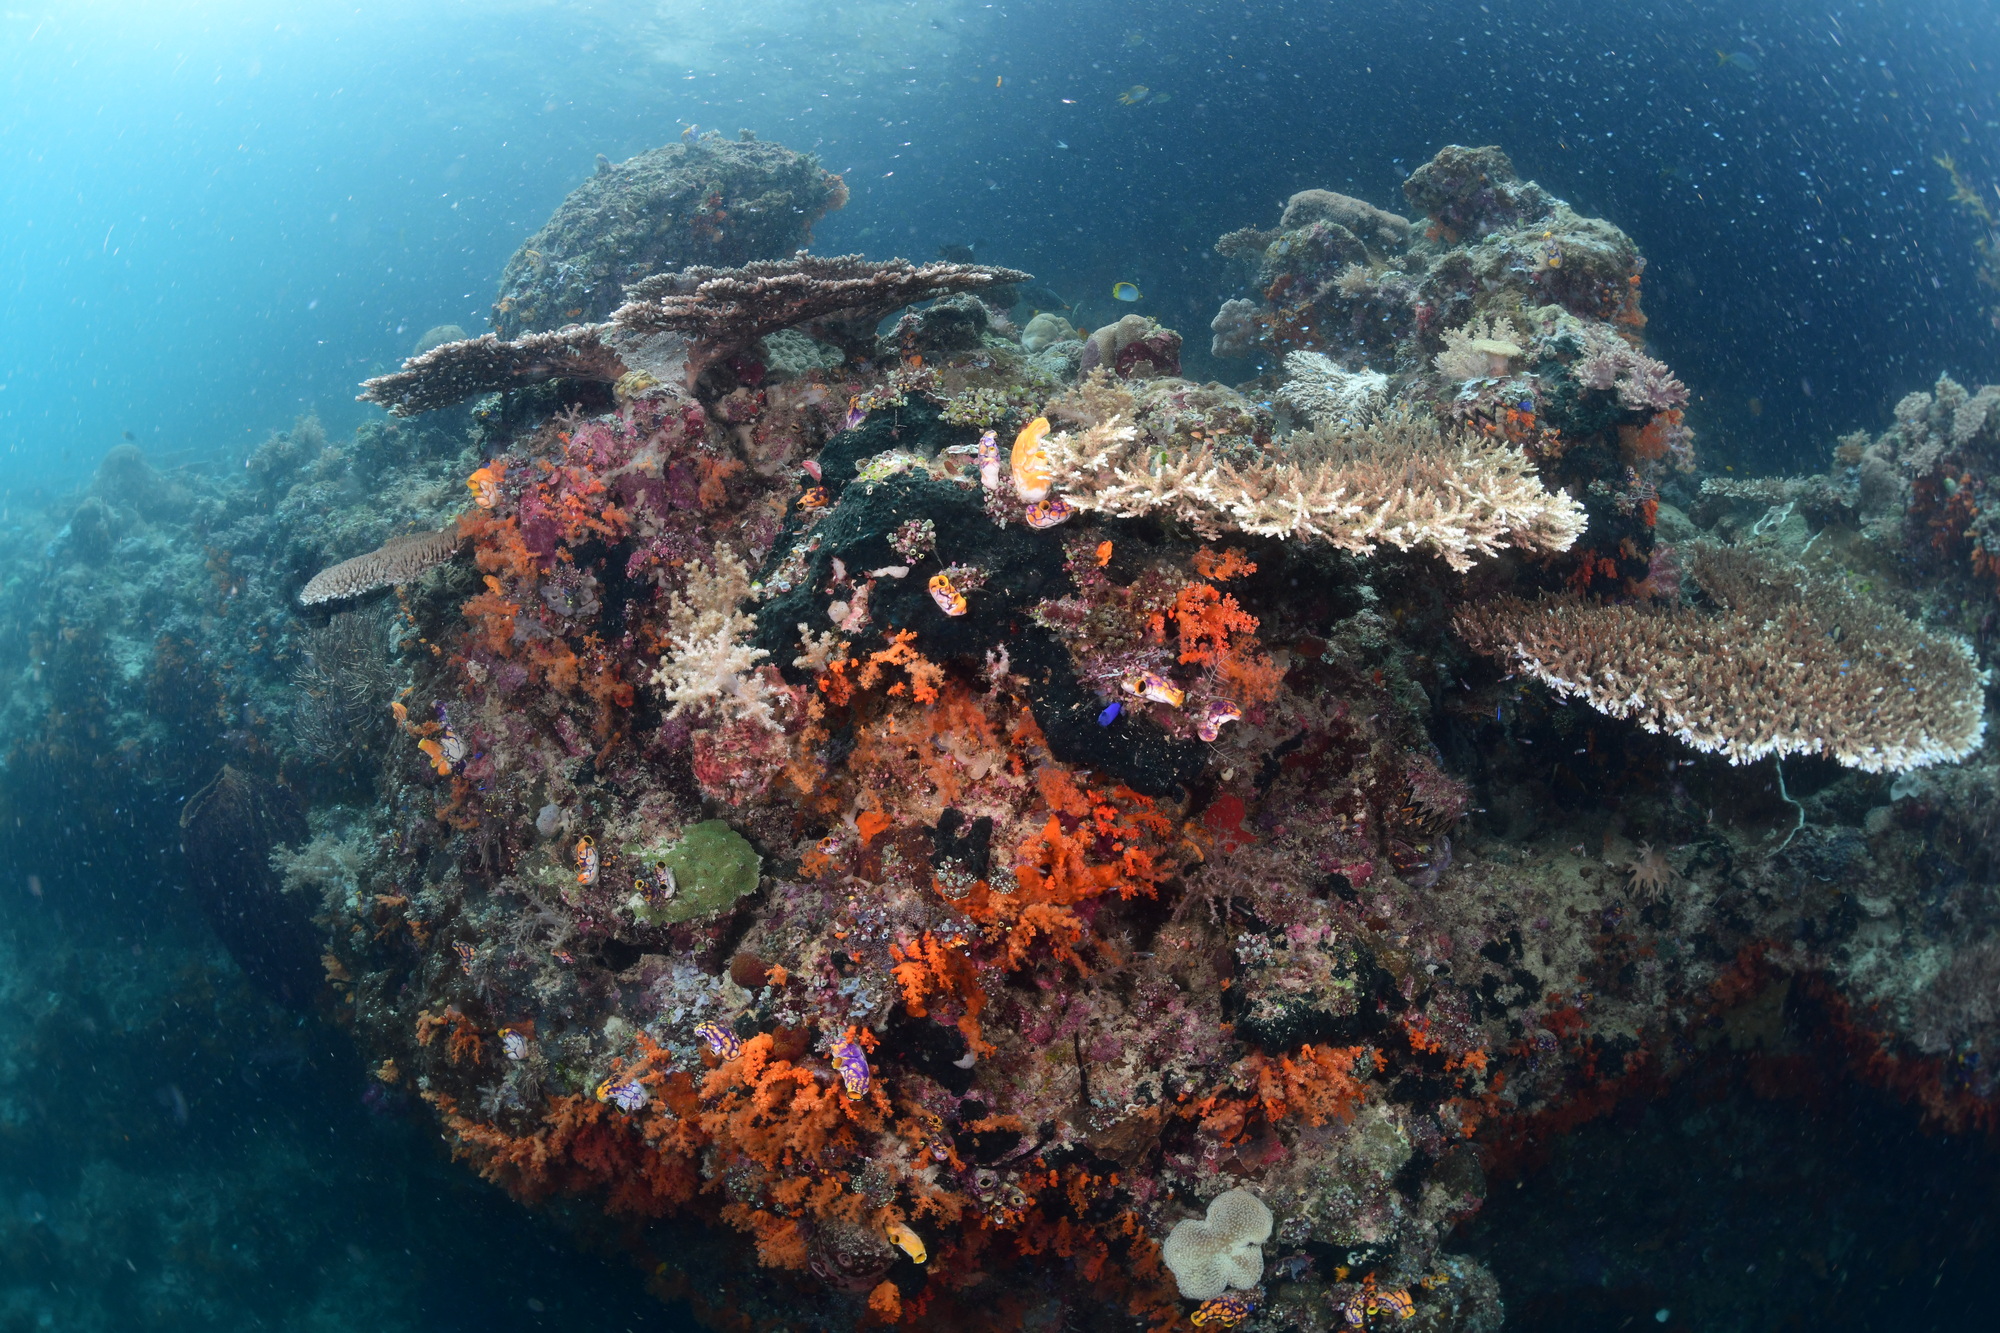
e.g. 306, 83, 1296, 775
1043, 407, 1586, 572
1455, 544, 1988, 772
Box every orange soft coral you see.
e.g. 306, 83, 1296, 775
890, 931, 994, 1055
965, 763, 1175, 971
1191, 545, 1258, 582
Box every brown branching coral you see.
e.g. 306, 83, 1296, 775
1456, 544, 1987, 772
614, 251, 1030, 385
299, 524, 464, 605
358, 326, 629, 417
1044, 405, 1586, 571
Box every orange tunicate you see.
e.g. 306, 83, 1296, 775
1011, 416, 1054, 501
467, 462, 505, 509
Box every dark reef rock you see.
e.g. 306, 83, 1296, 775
1400, 143, 1552, 239
491, 131, 847, 338
754, 398, 1202, 794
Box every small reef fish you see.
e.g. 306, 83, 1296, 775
1111, 280, 1143, 301
884, 1220, 927, 1264
1123, 672, 1185, 708
1190, 1292, 1258, 1327
976, 429, 1001, 491
695, 1021, 744, 1059
1097, 700, 1122, 726
574, 836, 600, 886
467, 462, 505, 508
1715, 48, 1758, 72
1024, 497, 1073, 529
1197, 698, 1243, 742
594, 1076, 649, 1112
1116, 85, 1150, 105
928, 572, 968, 616
829, 1037, 872, 1100
1011, 416, 1054, 501
801, 458, 822, 481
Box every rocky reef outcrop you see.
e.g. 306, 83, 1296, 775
5, 139, 1998, 1333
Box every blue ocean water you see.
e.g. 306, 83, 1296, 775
5, 1, 2000, 1328
7, 0, 1999, 498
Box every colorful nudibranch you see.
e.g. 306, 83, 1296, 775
829, 1037, 872, 1100
594, 1077, 648, 1112
1371, 1289, 1414, 1319
1190, 1291, 1258, 1327
695, 1021, 743, 1059
976, 429, 1001, 491
1197, 698, 1243, 742
797, 486, 831, 509
574, 836, 599, 886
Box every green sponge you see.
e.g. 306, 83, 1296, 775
626, 820, 762, 925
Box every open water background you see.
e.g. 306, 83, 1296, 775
7, 0, 2000, 494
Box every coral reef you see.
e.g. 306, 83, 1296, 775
359, 325, 631, 417
10, 137, 2000, 1333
